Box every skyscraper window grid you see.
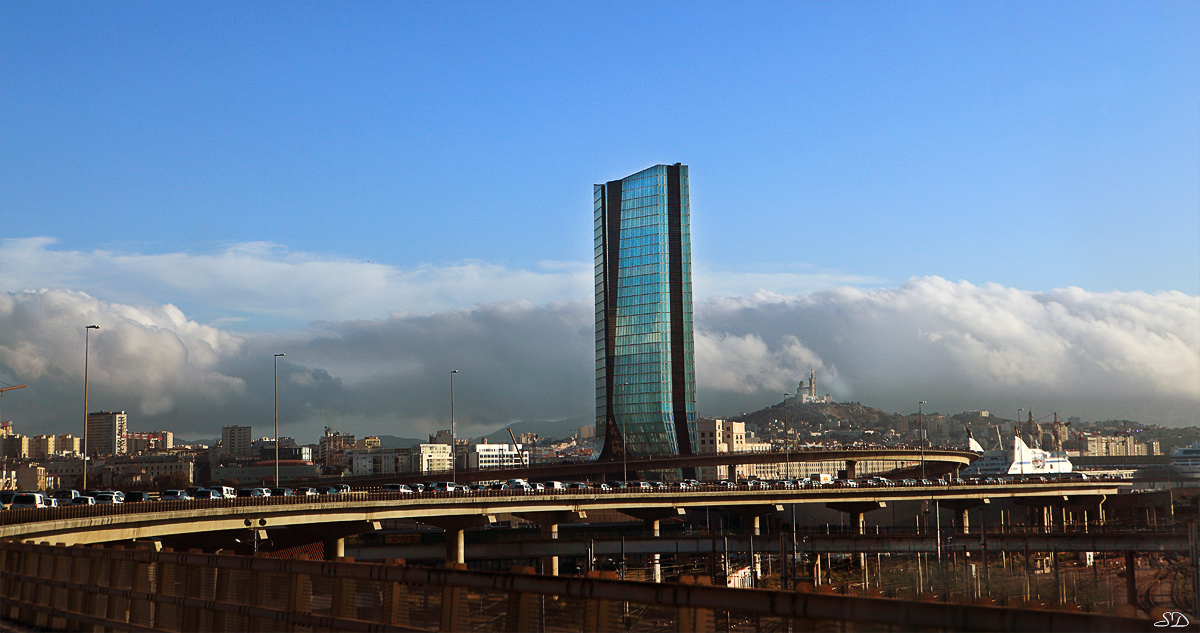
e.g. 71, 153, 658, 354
595, 164, 697, 461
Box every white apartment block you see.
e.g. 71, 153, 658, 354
411, 444, 452, 474
468, 442, 529, 470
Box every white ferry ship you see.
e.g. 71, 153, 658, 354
962, 434, 1072, 477
1170, 442, 1200, 479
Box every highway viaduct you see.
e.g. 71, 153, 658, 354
1, 480, 1124, 563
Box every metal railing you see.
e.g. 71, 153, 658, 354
0, 540, 1156, 632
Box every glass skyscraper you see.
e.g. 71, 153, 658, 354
595, 164, 697, 461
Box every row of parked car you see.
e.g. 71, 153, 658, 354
380, 478, 716, 494
0, 484, 359, 510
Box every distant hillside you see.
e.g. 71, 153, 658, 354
477, 417, 591, 444
378, 435, 426, 448
733, 399, 900, 434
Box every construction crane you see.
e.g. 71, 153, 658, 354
0, 383, 27, 430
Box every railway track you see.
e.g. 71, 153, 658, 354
1137, 555, 1196, 627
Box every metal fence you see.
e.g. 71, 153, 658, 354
1, 540, 1158, 632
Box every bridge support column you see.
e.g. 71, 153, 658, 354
826, 502, 886, 536
622, 509, 684, 584
542, 523, 559, 576
940, 499, 989, 535
844, 460, 858, 480
323, 537, 344, 561
643, 518, 662, 581
420, 514, 496, 565
447, 530, 465, 565
827, 501, 885, 572
514, 510, 587, 576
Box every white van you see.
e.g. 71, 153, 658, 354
11, 492, 48, 510
545, 481, 567, 490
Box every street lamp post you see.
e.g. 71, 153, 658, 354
82, 325, 99, 490
274, 353, 285, 487
919, 401, 927, 479
783, 393, 791, 479
450, 370, 458, 483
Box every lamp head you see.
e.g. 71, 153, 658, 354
86, 325, 99, 330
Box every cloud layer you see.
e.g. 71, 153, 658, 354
1, 278, 1196, 442
1, 238, 878, 329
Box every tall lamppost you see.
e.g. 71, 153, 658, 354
274, 353, 285, 487
918, 401, 927, 479
450, 370, 458, 483
783, 393, 791, 479
82, 325, 99, 490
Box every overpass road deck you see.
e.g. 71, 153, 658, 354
1, 480, 1125, 547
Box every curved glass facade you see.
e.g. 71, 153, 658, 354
595, 164, 697, 459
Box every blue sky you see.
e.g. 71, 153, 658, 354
2, 2, 1197, 440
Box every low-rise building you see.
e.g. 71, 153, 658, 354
468, 441, 529, 470
411, 443, 452, 474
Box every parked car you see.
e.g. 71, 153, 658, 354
270, 488, 294, 496
568, 482, 591, 490
503, 481, 532, 491
53, 489, 81, 501
93, 492, 123, 504
294, 487, 318, 496
237, 488, 267, 498
382, 484, 413, 493
191, 489, 223, 500
333, 484, 351, 493
545, 481, 567, 490
162, 490, 191, 501
124, 491, 151, 502
71, 496, 97, 506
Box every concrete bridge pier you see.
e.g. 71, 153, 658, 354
421, 515, 496, 565
726, 505, 784, 536
273, 520, 380, 561
623, 508, 685, 583
514, 510, 587, 576
827, 501, 886, 573
940, 498, 990, 534
1014, 495, 1067, 532
826, 501, 886, 536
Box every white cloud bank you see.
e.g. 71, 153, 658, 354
1, 238, 879, 329
1, 278, 1196, 441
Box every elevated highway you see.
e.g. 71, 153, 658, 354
1, 479, 1123, 551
